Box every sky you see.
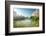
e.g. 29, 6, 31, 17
14, 8, 39, 17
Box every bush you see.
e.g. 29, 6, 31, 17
30, 16, 39, 27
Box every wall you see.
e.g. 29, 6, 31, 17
0, 0, 46, 36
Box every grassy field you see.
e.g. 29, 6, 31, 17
13, 16, 39, 28
13, 19, 32, 28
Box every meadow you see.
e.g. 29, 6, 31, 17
13, 16, 39, 28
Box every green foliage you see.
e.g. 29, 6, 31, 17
13, 16, 39, 28
30, 16, 39, 27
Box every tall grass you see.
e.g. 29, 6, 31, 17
30, 16, 39, 27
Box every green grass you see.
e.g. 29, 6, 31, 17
13, 16, 39, 28
30, 16, 39, 27
13, 20, 31, 28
